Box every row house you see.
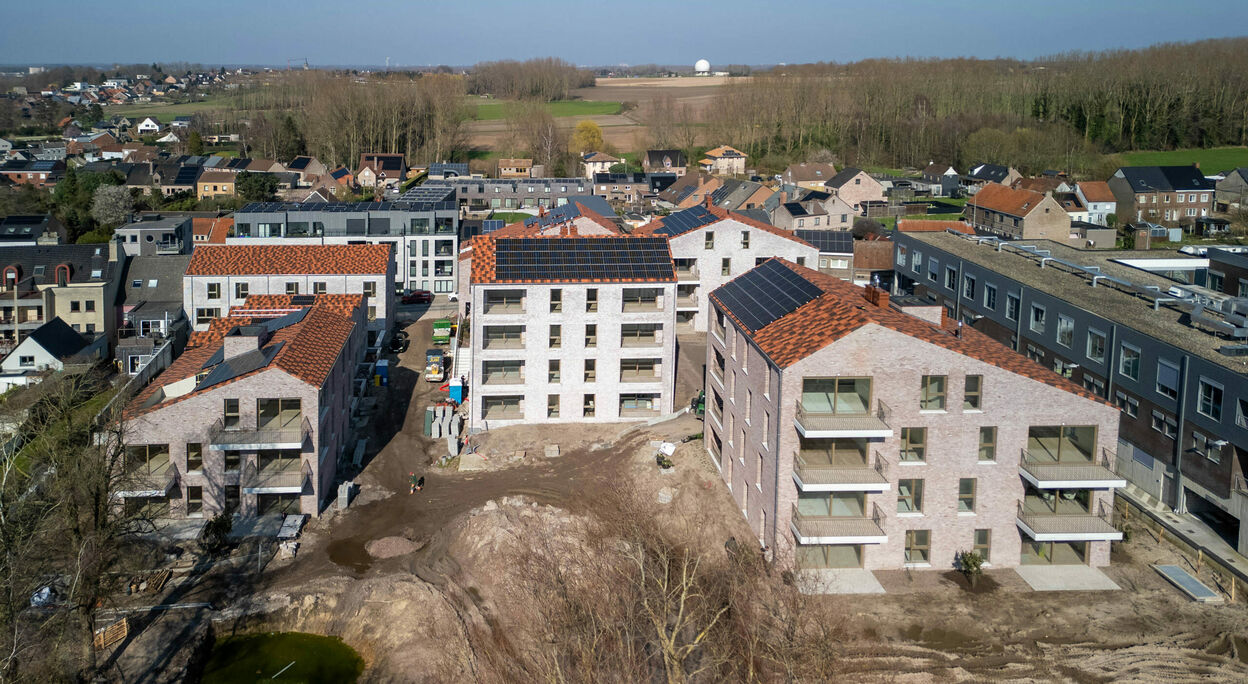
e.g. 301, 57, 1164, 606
893, 230, 1248, 556
0, 241, 124, 355
1107, 165, 1214, 228
0, 159, 65, 188
119, 295, 365, 519
962, 163, 1022, 193
707, 259, 1122, 575
468, 236, 677, 428
964, 183, 1071, 241
634, 199, 818, 333
657, 173, 723, 209
782, 162, 838, 192
183, 243, 395, 347
1074, 181, 1118, 227
230, 195, 459, 296
423, 177, 591, 212
824, 168, 885, 212
116, 254, 192, 375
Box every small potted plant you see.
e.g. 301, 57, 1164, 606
955, 550, 984, 589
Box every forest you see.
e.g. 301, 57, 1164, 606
701, 38, 1248, 175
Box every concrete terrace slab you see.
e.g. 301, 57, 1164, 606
797, 568, 886, 595
458, 450, 488, 472
1015, 565, 1120, 592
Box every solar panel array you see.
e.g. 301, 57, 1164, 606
794, 230, 854, 253
492, 237, 674, 282
173, 166, 201, 185
523, 203, 582, 228
712, 260, 825, 332
653, 205, 718, 237
399, 185, 456, 203
481, 220, 504, 234
239, 200, 454, 213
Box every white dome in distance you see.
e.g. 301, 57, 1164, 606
694, 59, 711, 73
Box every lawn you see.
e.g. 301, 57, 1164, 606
489, 212, 533, 224
1120, 147, 1248, 171
106, 99, 228, 123
474, 99, 622, 121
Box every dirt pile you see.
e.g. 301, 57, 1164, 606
365, 536, 417, 559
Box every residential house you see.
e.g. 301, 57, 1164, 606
963, 183, 1070, 241
0, 160, 65, 188
170, 116, 192, 129
709, 179, 773, 212
116, 254, 192, 375
356, 153, 407, 190
853, 237, 895, 287
427, 162, 470, 180
782, 162, 837, 192
120, 294, 365, 519
824, 168, 885, 212
1214, 168, 1248, 212
657, 172, 723, 209
0, 241, 125, 354
285, 155, 329, 185
793, 229, 854, 281
1014, 177, 1072, 195
197, 171, 237, 200
634, 199, 818, 333
707, 259, 1122, 574
921, 163, 960, 197
327, 166, 355, 189
115, 215, 191, 256
136, 117, 161, 135
0, 139, 12, 156
699, 146, 747, 175
467, 235, 677, 428
156, 130, 182, 144
1, 317, 91, 374
778, 189, 857, 231
582, 151, 620, 179
1107, 165, 1214, 228
1054, 192, 1089, 224
496, 158, 534, 179
962, 163, 1022, 193
183, 243, 395, 346
0, 215, 66, 246
1074, 181, 1118, 227
893, 230, 1248, 555
592, 172, 651, 204
643, 149, 687, 177
772, 200, 830, 231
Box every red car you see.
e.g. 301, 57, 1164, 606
401, 290, 433, 304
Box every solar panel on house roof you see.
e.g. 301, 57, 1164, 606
712, 259, 824, 333
481, 220, 504, 234
491, 237, 673, 282
196, 342, 284, 391
173, 166, 200, 185
794, 230, 854, 254
654, 205, 718, 237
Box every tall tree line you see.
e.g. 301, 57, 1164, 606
467, 58, 595, 101
704, 38, 1248, 174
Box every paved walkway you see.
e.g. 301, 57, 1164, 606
1015, 565, 1120, 592
797, 568, 886, 594
1117, 485, 1248, 582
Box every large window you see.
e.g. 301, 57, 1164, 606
1056, 314, 1074, 347
904, 529, 930, 564
1086, 329, 1106, 363
897, 479, 924, 513
223, 398, 240, 429
984, 283, 997, 309
978, 427, 997, 461
257, 398, 301, 430
1029, 304, 1046, 333
1198, 378, 1223, 421
945, 267, 957, 290
195, 307, 219, 325
1119, 344, 1140, 381
1006, 292, 1020, 321
920, 375, 946, 410
800, 378, 871, 414
973, 529, 991, 563
962, 274, 976, 300
1027, 425, 1096, 462
1156, 359, 1180, 400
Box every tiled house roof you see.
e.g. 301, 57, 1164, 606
186, 244, 391, 276
1077, 181, 1115, 203
895, 219, 974, 234
191, 217, 233, 244
711, 259, 1107, 403
967, 183, 1048, 217
190, 293, 364, 347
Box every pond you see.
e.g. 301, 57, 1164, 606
203, 631, 363, 683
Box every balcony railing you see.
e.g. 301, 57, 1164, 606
115, 463, 177, 498
790, 501, 888, 544
793, 450, 890, 492
620, 406, 660, 418
676, 266, 699, 282
209, 415, 310, 450
484, 301, 525, 315
793, 398, 892, 438
482, 371, 524, 385
622, 300, 662, 312
242, 464, 309, 494
621, 335, 661, 348
482, 405, 524, 420
482, 335, 524, 349
1015, 499, 1122, 541
620, 370, 660, 383
1019, 447, 1125, 489
676, 293, 698, 309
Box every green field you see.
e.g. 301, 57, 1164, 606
489, 212, 533, 224
1120, 147, 1248, 171
106, 99, 227, 122
474, 99, 622, 121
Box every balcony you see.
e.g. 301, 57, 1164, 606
792, 451, 890, 492
209, 415, 310, 451
620, 369, 660, 383
1016, 500, 1122, 542
676, 292, 698, 309
482, 371, 524, 385
621, 335, 661, 348
675, 265, 699, 282
242, 464, 309, 494
1019, 447, 1125, 489
793, 399, 892, 439
622, 300, 662, 313
115, 463, 177, 498
790, 502, 888, 545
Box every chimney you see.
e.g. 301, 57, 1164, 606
779, 191, 787, 205
861, 283, 890, 309
222, 326, 263, 361
704, 193, 713, 209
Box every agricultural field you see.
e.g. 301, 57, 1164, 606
1121, 146, 1248, 171
104, 98, 228, 122
473, 99, 622, 121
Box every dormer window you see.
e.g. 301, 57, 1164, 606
55, 264, 71, 286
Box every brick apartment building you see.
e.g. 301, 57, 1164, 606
183, 244, 395, 346
468, 236, 677, 428
963, 183, 1071, 241
706, 259, 1122, 573
120, 295, 366, 518
0, 241, 125, 354
893, 230, 1248, 556
1107, 165, 1214, 228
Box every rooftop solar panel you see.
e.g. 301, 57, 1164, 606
655, 205, 718, 237
712, 260, 824, 332
491, 237, 674, 283
481, 220, 504, 234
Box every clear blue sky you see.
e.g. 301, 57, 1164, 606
2, 0, 1246, 67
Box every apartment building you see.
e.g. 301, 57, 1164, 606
183, 244, 394, 346
893, 230, 1248, 555
0, 241, 125, 354
1107, 165, 1214, 228
634, 200, 818, 333
964, 183, 1071, 241
120, 295, 365, 519
117, 254, 191, 375
230, 194, 458, 295
423, 177, 591, 212
115, 215, 191, 256
468, 236, 677, 428
706, 258, 1122, 573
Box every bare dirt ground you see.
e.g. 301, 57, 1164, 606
108, 313, 1248, 681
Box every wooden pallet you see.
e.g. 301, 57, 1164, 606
93, 618, 128, 650
146, 569, 172, 593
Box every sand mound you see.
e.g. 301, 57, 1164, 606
366, 536, 417, 559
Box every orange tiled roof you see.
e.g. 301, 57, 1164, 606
967, 183, 1048, 217
192, 217, 233, 244
128, 306, 356, 418
896, 219, 974, 234
712, 259, 1107, 404
1078, 181, 1115, 203
186, 244, 391, 276
188, 293, 364, 347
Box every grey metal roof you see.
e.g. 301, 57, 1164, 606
0, 215, 55, 241
965, 163, 1013, 182
428, 162, 469, 177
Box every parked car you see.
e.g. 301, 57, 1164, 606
402, 290, 433, 304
